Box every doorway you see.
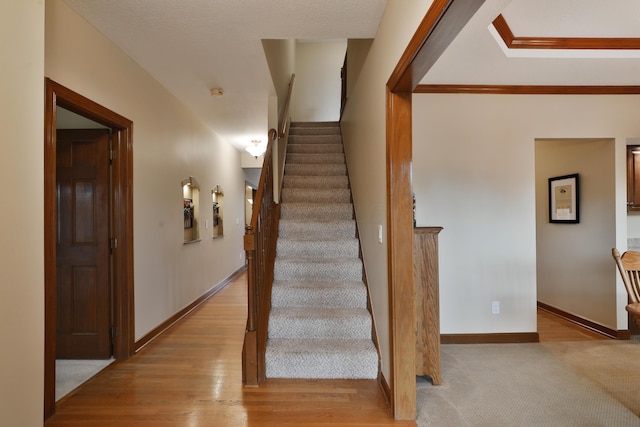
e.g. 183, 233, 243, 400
534, 138, 618, 336
44, 79, 134, 420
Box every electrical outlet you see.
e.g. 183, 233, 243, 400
378, 225, 383, 243
491, 301, 500, 315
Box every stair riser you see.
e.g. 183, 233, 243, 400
287, 144, 343, 154
281, 189, 351, 204
289, 127, 341, 136
271, 286, 367, 308
291, 121, 339, 128
269, 318, 371, 340
277, 239, 359, 259
285, 164, 346, 176
278, 220, 355, 239
286, 153, 345, 165
265, 339, 378, 379
289, 135, 342, 145
274, 260, 362, 281
282, 175, 349, 189
266, 356, 378, 379
280, 203, 353, 221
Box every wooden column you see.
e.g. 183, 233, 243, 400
414, 226, 442, 385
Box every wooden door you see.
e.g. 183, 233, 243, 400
56, 129, 111, 359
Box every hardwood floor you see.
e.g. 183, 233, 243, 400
46, 271, 415, 427
537, 308, 611, 342
45, 270, 612, 426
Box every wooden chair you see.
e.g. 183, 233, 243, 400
612, 248, 640, 323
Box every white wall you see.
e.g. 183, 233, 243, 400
341, 0, 434, 384
262, 39, 296, 116
535, 139, 616, 328
291, 40, 347, 122
46, 0, 246, 339
346, 39, 373, 100
413, 94, 640, 333
0, 1, 45, 425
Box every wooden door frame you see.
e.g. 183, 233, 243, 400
385, 0, 485, 419
44, 78, 135, 420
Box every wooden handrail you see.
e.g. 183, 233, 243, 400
242, 74, 295, 386
280, 74, 295, 138
273, 74, 295, 203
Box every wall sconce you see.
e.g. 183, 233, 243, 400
212, 185, 224, 195
246, 139, 266, 158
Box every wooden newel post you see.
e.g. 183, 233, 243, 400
243, 225, 258, 386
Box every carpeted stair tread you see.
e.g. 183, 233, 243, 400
269, 307, 372, 340
281, 188, 351, 204
276, 238, 359, 259
271, 280, 367, 308
266, 121, 378, 380
286, 153, 345, 165
287, 143, 343, 154
291, 121, 339, 128
274, 258, 362, 282
278, 219, 355, 238
289, 134, 342, 145
266, 338, 378, 379
280, 203, 353, 220
285, 163, 346, 176
289, 125, 341, 135
282, 175, 349, 189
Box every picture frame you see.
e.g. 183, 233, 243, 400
548, 173, 579, 223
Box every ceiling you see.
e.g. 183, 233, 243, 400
62, 0, 388, 151
62, 0, 640, 152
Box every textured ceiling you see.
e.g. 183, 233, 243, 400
62, 0, 388, 151
62, 0, 640, 151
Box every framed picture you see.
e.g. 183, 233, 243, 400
548, 173, 579, 223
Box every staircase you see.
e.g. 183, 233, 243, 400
265, 121, 379, 379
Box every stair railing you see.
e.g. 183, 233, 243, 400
273, 73, 295, 203
242, 74, 294, 386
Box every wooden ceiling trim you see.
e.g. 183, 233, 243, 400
493, 14, 640, 50
414, 84, 640, 94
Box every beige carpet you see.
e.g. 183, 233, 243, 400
56, 358, 113, 401
417, 341, 640, 426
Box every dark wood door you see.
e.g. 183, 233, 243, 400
56, 129, 111, 359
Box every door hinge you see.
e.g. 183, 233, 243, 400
111, 326, 118, 338
110, 237, 118, 250
109, 148, 117, 162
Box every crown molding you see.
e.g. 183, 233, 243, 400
414, 84, 640, 95
492, 14, 640, 50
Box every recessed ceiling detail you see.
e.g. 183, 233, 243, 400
490, 14, 640, 59
492, 14, 640, 51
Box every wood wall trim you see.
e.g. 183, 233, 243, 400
385, 0, 485, 420
414, 84, 640, 95
44, 78, 134, 421
441, 332, 539, 344
378, 371, 392, 411
386, 88, 415, 420
493, 14, 640, 50
135, 267, 246, 352
388, 0, 486, 93
537, 302, 630, 340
